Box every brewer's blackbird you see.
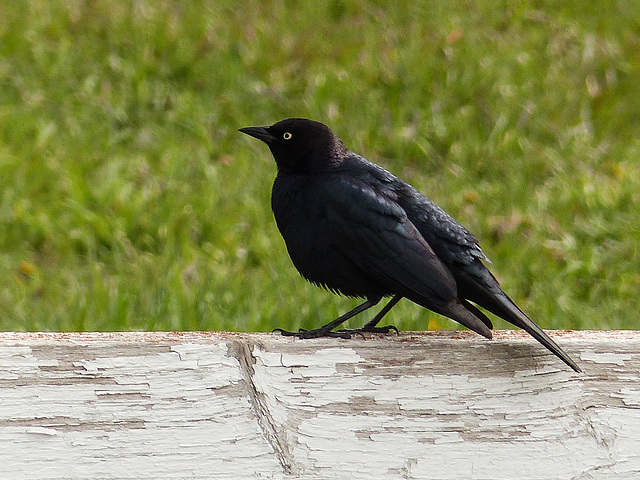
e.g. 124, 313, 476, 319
239, 118, 581, 372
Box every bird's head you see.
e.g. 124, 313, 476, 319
239, 118, 348, 173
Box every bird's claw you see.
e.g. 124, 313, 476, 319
337, 324, 399, 336
371, 324, 399, 334
273, 328, 351, 339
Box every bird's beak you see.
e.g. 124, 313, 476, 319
239, 126, 276, 144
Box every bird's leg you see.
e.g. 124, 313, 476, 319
338, 294, 402, 335
274, 297, 382, 339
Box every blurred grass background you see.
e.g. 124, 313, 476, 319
1, 1, 638, 333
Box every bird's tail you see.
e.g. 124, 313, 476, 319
488, 292, 581, 372
458, 268, 581, 372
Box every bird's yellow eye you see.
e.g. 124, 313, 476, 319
283, 132, 292, 140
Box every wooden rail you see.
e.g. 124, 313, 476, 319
1, 331, 638, 479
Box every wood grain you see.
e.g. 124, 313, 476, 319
1, 331, 638, 479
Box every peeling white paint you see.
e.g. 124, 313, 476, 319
26, 427, 58, 436
580, 350, 633, 365
0, 331, 639, 479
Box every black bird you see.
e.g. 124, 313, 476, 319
239, 118, 581, 372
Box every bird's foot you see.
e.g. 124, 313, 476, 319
274, 323, 398, 339
337, 324, 399, 336
273, 327, 352, 339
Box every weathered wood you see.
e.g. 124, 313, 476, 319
1, 331, 638, 479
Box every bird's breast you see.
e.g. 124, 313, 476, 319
270, 174, 388, 298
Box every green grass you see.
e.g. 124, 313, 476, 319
1, 1, 638, 333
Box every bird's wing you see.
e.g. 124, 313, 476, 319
395, 182, 489, 266
346, 156, 488, 266
320, 174, 458, 310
